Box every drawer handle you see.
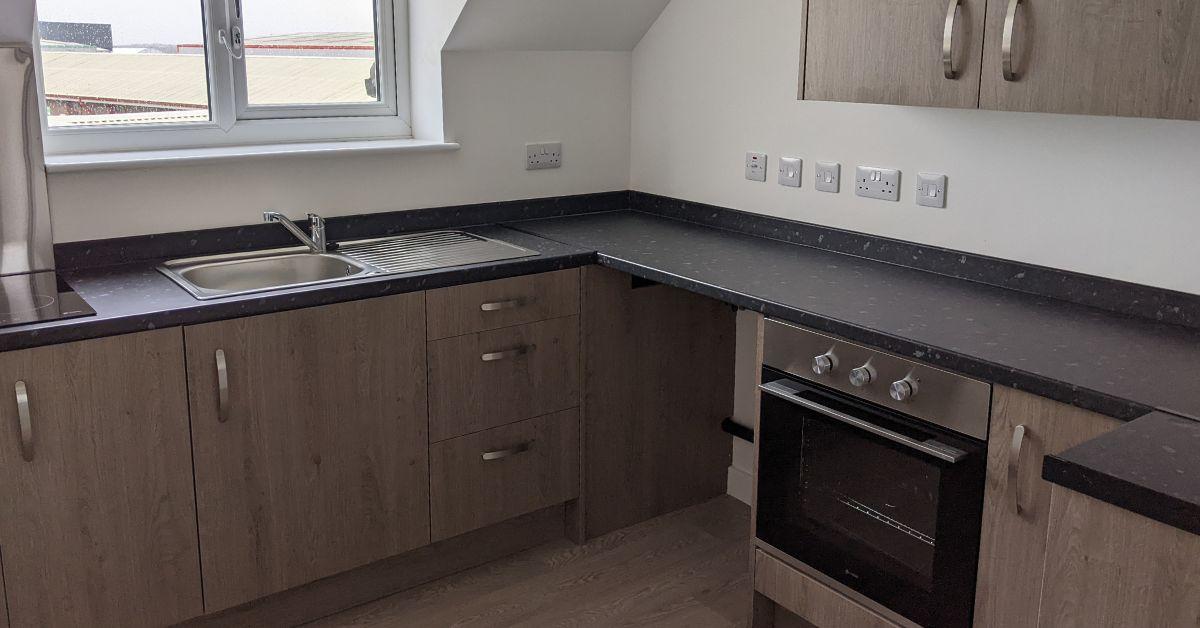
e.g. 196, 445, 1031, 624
942, 0, 962, 79
1009, 424, 1028, 515
480, 298, 526, 312
15, 381, 33, 462
482, 441, 533, 461
481, 345, 534, 362
1002, 0, 1024, 81
216, 349, 231, 423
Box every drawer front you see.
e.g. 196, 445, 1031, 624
430, 409, 580, 541
428, 316, 579, 442
426, 269, 581, 340
755, 550, 900, 628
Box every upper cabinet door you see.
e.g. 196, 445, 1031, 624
0, 329, 203, 628
981, 0, 1200, 119
804, 0, 987, 108
185, 294, 431, 613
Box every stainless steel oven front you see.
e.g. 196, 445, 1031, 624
755, 319, 991, 628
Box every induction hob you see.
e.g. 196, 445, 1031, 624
0, 271, 95, 329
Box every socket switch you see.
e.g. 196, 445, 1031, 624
526, 142, 562, 170
746, 152, 768, 182
916, 172, 948, 208
815, 162, 840, 193
855, 166, 901, 202
778, 157, 802, 187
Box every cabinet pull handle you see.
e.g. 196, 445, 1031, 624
1009, 424, 1028, 514
480, 298, 525, 312
1002, 0, 1024, 81
15, 381, 33, 462
481, 345, 533, 362
482, 441, 533, 461
215, 349, 231, 423
942, 0, 963, 79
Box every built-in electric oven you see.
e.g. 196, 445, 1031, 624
755, 319, 992, 628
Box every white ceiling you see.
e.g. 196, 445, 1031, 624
444, 0, 672, 51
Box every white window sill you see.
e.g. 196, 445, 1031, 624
44, 138, 461, 174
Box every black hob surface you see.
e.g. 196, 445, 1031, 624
0, 271, 95, 329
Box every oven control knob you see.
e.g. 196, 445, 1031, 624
848, 364, 875, 388
811, 352, 838, 376
890, 377, 920, 402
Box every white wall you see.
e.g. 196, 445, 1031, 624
631, 0, 1200, 296
47, 50, 631, 242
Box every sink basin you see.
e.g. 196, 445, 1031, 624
160, 248, 372, 300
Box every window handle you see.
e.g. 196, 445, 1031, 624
218, 27, 244, 60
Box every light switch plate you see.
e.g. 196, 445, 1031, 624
526, 142, 562, 170
778, 157, 802, 187
746, 152, 768, 182
916, 172, 948, 208
855, 166, 901, 202
815, 161, 840, 193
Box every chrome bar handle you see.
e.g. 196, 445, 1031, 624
481, 345, 533, 362
943, 0, 963, 79
1009, 424, 1028, 514
480, 298, 525, 312
1002, 0, 1024, 81
760, 380, 967, 463
482, 441, 532, 461
15, 381, 33, 462
215, 349, 231, 423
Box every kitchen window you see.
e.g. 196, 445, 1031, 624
34, 0, 410, 156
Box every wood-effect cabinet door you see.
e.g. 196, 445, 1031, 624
804, 0, 987, 107
0, 329, 202, 628
972, 386, 1121, 628
980, 0, 1200, 119
1039, 487, 1200, 626
185, 294, 430, 612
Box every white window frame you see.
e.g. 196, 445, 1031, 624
37, 0, 411, 157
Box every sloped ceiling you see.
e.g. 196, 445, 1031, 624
444, 0, 672, 52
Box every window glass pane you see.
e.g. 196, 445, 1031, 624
241, 0, 380, 107
36, 0, 210, 127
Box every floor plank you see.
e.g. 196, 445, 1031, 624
308, 496, 752, 628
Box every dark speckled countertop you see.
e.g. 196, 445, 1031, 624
4, 202, 1198, 534
0, 225, 594, 353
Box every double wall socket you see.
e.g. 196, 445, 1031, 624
855, 166, 901, 202
526, 142, 562, 170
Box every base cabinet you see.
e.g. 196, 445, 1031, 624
0, 329, 202, 628
972, 386, 1121, 627
1039, 487, 1200, 627
184, 294, 431, 612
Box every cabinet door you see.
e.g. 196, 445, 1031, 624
804, 0, 986, 107
972, 387, 1121, 627
185, 294, 430, 612
980, 0, 1200, 119
0, 329, 202, 628
1039, 487, 1200, 626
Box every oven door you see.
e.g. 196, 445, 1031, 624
755, 368, 986, 628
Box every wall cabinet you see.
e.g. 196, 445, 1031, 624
1039, 486, 1200, 626
0, 329, 202, 628
804, 0, 986, 108
803, 0, 1200, 120
184, 294, 431, 612
980, 0, 1200, 119
973, 386, 1121, 627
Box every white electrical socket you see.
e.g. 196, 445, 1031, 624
815, 162, 840, 193
916, 172, 948, 208
855, 166, 901, 202
778, 157, 802, 187
745, 152, 768, 182
526, 142, 562, 170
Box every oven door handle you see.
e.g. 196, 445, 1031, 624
760, 380, 968, 464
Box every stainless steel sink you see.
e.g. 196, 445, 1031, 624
159, 231, 540, 300
159, 248, 372, 300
